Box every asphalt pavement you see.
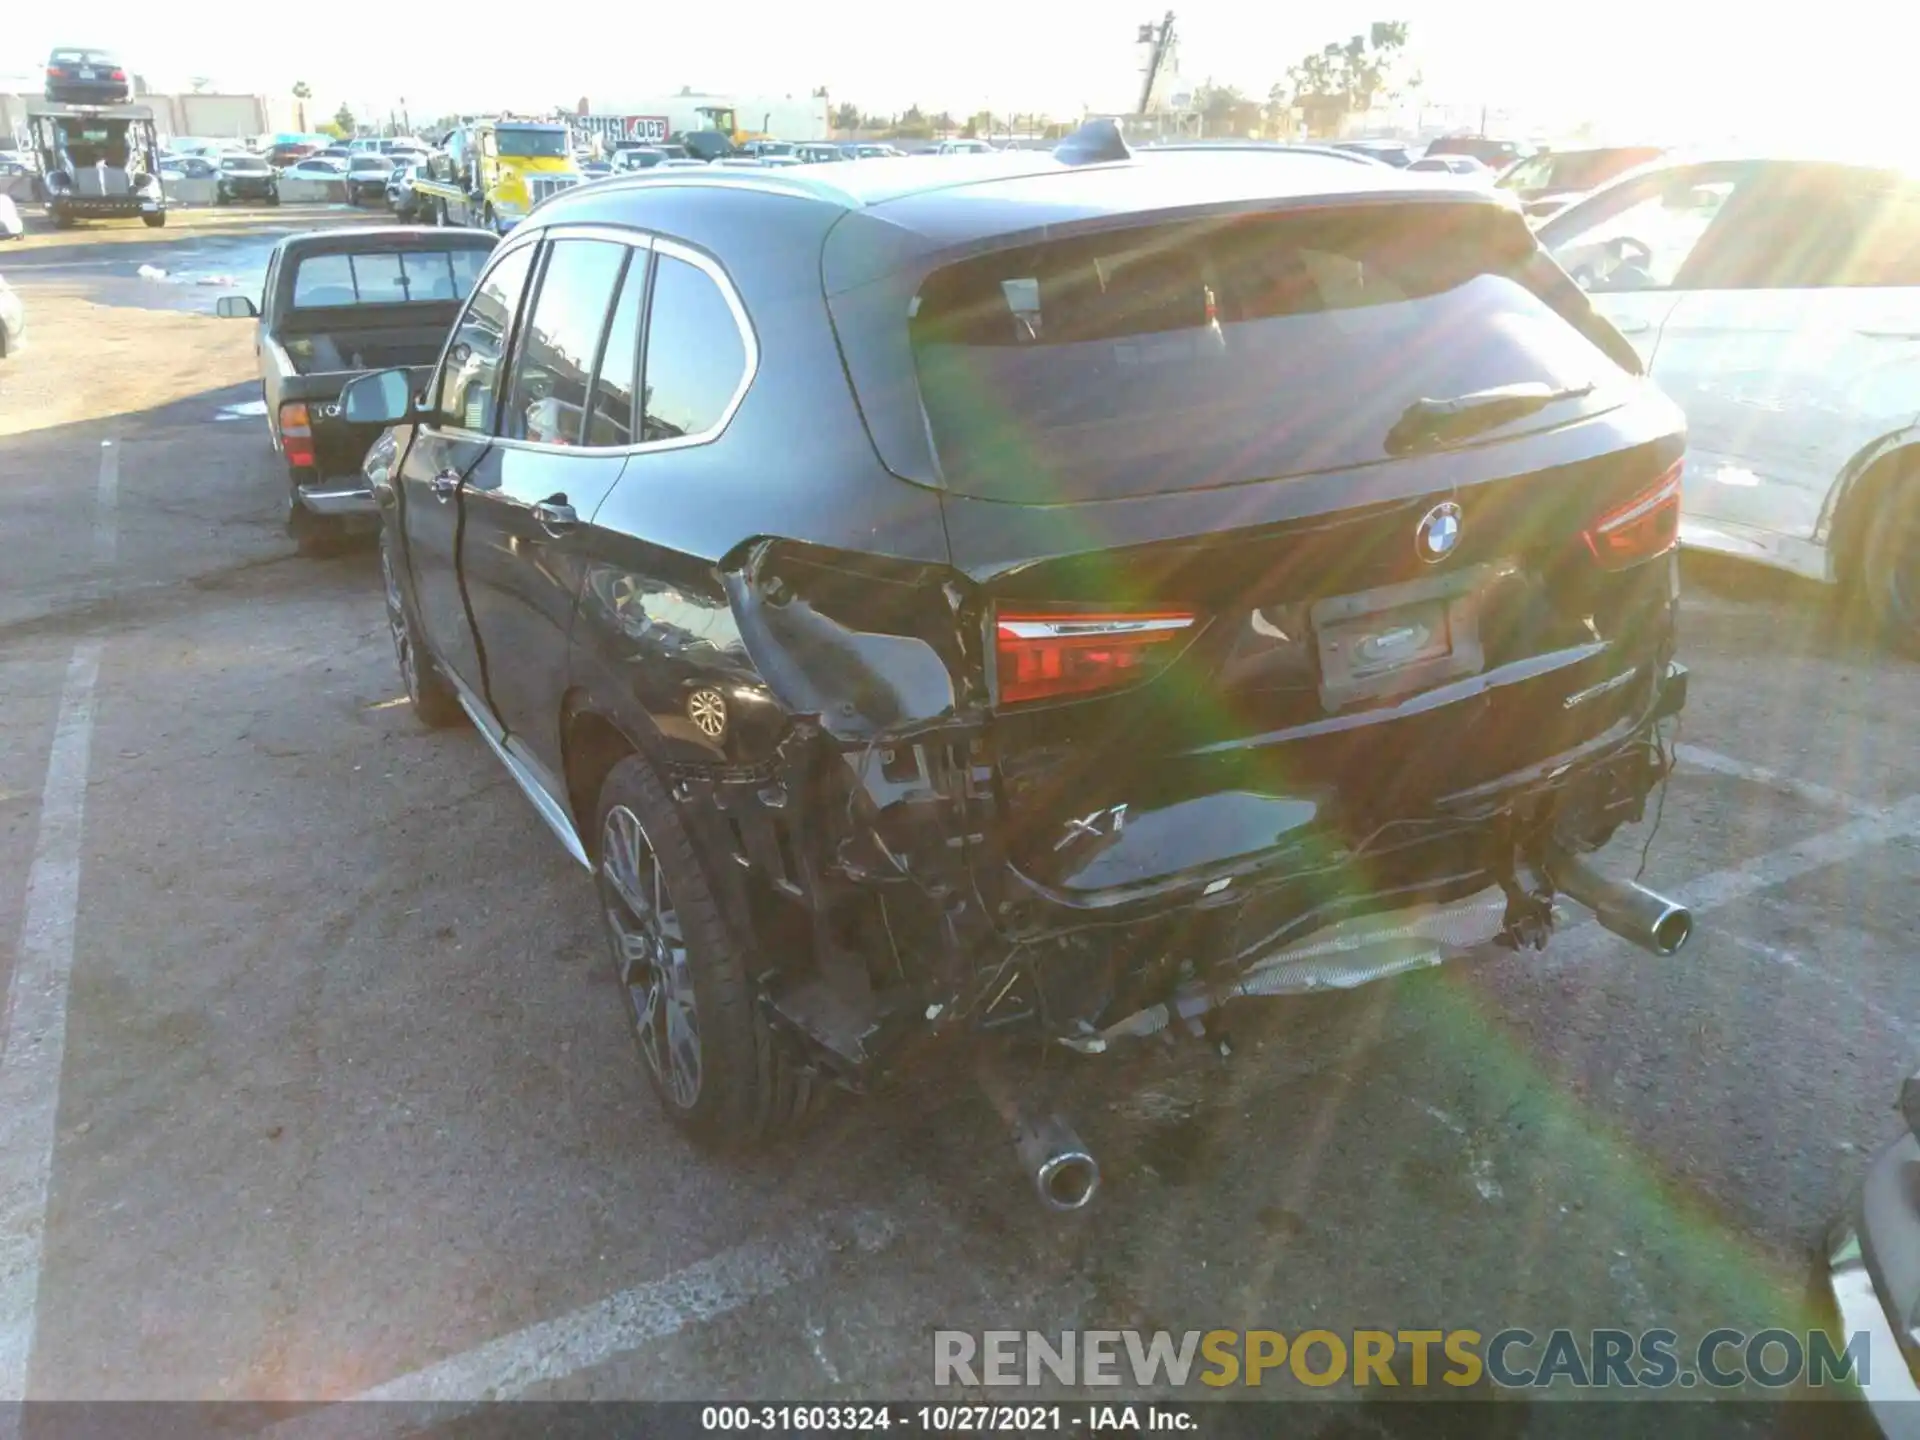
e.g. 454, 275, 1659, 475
0, 211, 1912, 1432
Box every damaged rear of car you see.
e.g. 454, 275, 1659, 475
728, 158, 1694, 1201
363, 140, 1694, 1210
744, 171, 1681, 1182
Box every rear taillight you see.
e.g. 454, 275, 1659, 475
279, 402, 315, 468
1583, 459, 1682, 570
994, 609, 1197, 707
109, 69, 126, 81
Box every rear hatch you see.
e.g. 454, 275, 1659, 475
888, 197, 1685, 896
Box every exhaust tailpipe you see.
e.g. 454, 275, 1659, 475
1544, 843, 1693, 957
1012, 1110, 1101, 1212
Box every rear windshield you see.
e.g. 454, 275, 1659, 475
291, 249, 490, 307
909, 204, 1627, 502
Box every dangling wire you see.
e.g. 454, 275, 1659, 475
1635, 712, 1681, 884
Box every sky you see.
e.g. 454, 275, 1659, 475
6, 2, 1918, 144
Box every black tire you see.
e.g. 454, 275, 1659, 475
379, 528, 463, 727
593, 753, 815, 1147
1860, 472, 1920, 658
142, 211, 166, 228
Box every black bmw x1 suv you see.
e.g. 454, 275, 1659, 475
344, 122, 1693, 1209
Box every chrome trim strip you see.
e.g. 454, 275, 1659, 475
448, 681, 591, 870
997, 616, 1195, 640
296, 483, 376, 515
1561, 665, 1640, 710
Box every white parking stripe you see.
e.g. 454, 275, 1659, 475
1721, 930, 1919, 1044
259, 1211, 901, 1435
1536, 793, 1920, 972
0, 641, 104, 1406
1675, 743, 1887, 819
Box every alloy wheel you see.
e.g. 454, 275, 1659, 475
600, 804, 701, 1109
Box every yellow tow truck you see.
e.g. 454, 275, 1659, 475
413, 116, 583, 234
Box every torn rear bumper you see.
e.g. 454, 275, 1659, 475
714, 661, 1690, 1085
993, 662, 1687, 950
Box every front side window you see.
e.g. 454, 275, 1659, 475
436, 243, 536, 432
1542, 165, 1752, 292
504, 239, 630, 445
640, 253, 751, 443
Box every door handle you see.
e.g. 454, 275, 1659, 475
1613, 318, 1652, 336
532, 496, 578, 532
1858, 329, 1920, 341
430, 470, 460, 500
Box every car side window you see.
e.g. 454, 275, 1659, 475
586, 255, 647, 447
639, 252, 751, 443
435, 242, 535, 434
502, 238, 629, 446
1545, 166, 1750, 293
1827, 180, 1920, 288
1678, 167, 1879, 290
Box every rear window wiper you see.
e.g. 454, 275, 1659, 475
1384, 380, 1595, 456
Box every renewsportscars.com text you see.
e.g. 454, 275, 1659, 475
933, 1328, 1870, 1390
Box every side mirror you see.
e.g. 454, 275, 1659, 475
215, 295, 259, 319
340, 368, 414, 425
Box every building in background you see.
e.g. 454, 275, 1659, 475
1, 90, 277, 145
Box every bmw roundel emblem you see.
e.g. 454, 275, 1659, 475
1416, 502, 1463, 564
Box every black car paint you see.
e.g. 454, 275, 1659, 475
380, 155, 1688, 1090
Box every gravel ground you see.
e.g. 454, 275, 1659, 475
0, 212, 1910, 1434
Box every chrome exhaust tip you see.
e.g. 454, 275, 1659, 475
1014, 1112, 1101, 1212
1544, 842, 1694, 957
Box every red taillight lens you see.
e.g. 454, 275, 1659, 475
109, 69, 126, 81
994, 609, 1197, 706
1583, 459, 1682, 570
279, 402, 316, 468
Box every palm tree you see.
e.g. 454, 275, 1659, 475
292, 81, 312, 132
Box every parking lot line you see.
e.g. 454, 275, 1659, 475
258, 1211, 900, 1432
1532, 790, 1920, 975
1675, 742, 1888, 819
1721, 929, 1919, 1044
0, 641, 104, 1406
